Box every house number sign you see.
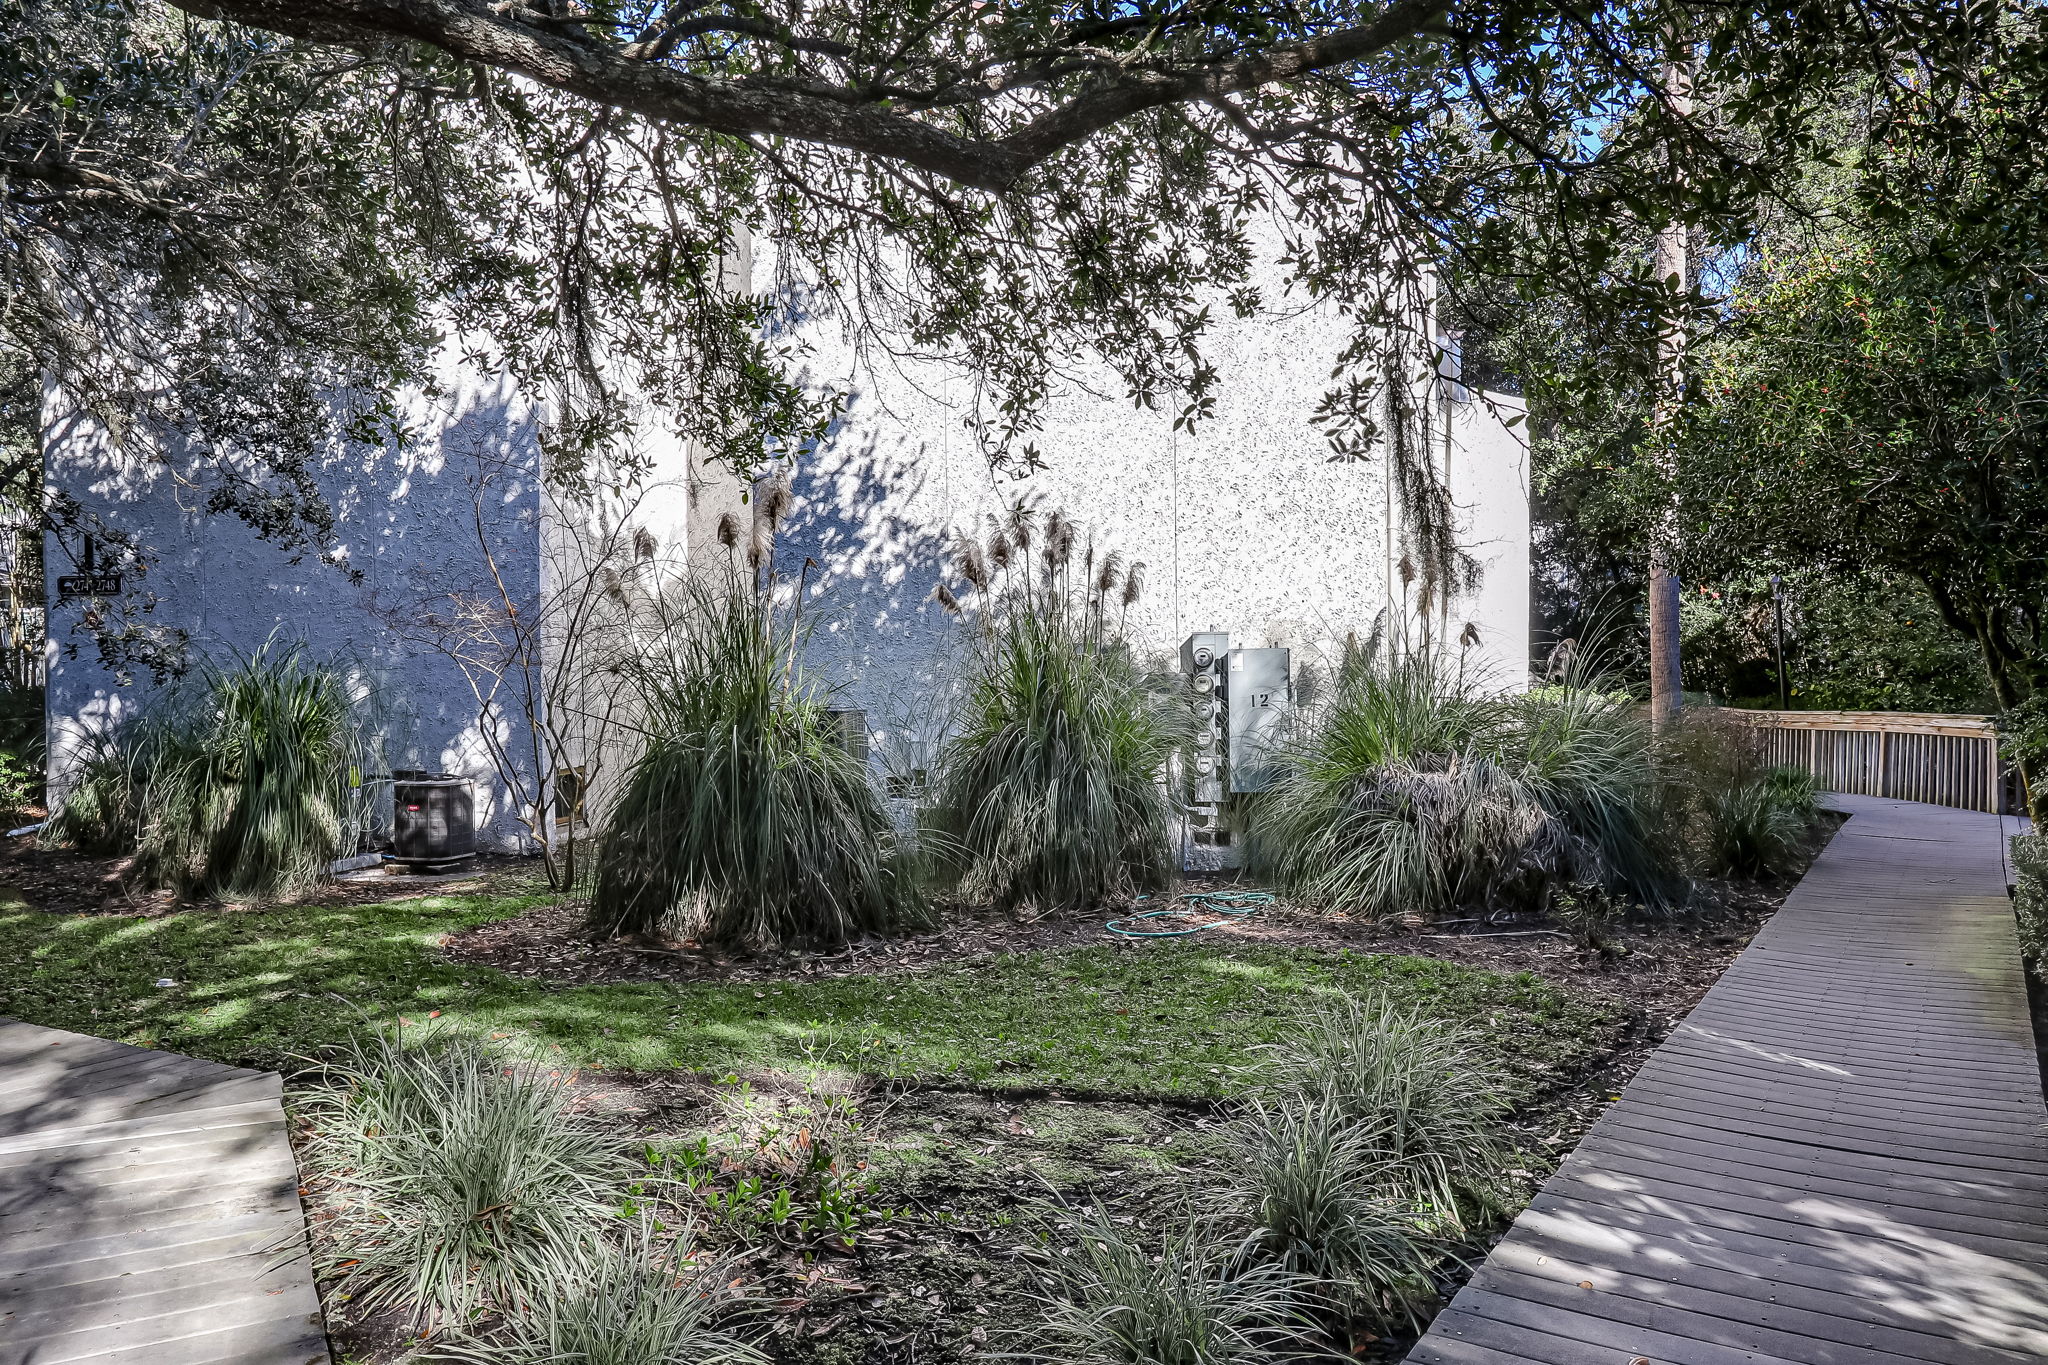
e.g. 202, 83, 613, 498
56, 573, 122, 598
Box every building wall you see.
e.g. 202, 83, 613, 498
41, 361, 548, 845
1447, 393, 1532, 685
40, 232, 1528, 854
766, 276, 1531, 780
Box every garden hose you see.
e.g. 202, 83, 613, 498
1105, 889, 1275, 937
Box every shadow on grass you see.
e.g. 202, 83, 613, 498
0, 890, 1617, 1098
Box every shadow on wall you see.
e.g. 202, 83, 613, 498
771, 399, 968, 715
44, 374, 547, 844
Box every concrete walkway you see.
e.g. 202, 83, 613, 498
1412, 794, 2048, 1365
0, 1019, 327, 1364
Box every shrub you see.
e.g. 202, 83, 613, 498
302, 1032, 628, 1331
1998, 695, 2048, 821
45, 642, 363, 899
925, 509, 1188, 912
1665, 715, 1822, 879
1244, 993, 1513, 1229
1021, 1202, 1312, 1365
1506, 682, 1673, 905
43, 731, 142, 853
588, 577, 920, 948
1246, 644, 1671, 918
434, 1216, 765, 1365
0, 681, 41, 816
1694, 766, 1818, 878
1213, 1095, 1434, 1330
2015, 833, 2047, 980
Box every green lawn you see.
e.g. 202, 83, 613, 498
0, 885, 1615, 1099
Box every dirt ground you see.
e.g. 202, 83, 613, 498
0, 837, 535, 914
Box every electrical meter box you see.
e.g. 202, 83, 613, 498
1226, 648, 1291, 793
1179, 633, 1231, 677
1181, 633, 1230, 807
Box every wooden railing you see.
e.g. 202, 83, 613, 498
1715, 708, 2016, 814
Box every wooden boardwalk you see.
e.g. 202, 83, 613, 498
0, 1020, 328, 1364
1413, 793, 2048, 1365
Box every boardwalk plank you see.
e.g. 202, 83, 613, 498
1469, 1261, 2041, 1365
0, 1019, 327, 1364
1411, 795, 2048, 1365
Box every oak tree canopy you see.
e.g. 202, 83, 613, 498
3, 0, 2034, 661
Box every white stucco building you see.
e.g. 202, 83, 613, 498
40, 247, 1529, 850
775, 311, 1530, 776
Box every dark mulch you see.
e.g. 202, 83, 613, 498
0, 832, 537, 915
0, 839, 154, 914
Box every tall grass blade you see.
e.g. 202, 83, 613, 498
925, 514, 1188, 912
432, 1215, 767, 1364
1015, 1201, 1313, 1365
1213, 1095, 1436, 1330
45, 639, 364, 899
1244, 993, 1514, 1230
1247, 639, 1673, 918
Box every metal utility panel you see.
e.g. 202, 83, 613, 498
1227, 648, 1291, 793
1180, 632, 1231, 676
1182, 633, 1231, 805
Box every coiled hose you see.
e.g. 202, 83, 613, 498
1105, 889, 1275, 938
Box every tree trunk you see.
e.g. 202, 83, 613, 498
1648, 48, 1692, 731
1648, 551, 1683, 726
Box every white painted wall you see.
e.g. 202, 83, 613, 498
765, 263, 1532, 775
41, 362, 548, 844
41, 232, 1528, 853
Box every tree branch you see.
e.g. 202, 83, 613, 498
0, 158, 182, 214
168, 0, 1445, 192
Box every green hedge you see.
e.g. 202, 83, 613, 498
2015, 832, 2048, 979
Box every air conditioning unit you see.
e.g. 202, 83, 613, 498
391, 770, 476, 873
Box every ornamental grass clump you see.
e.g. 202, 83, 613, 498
1019, 1202, 1312, 1365
588, 576, 920, 949
45, 641, 364, 899
1212, 1094, 1436, 1331
1244, 993, 1514, 1230
1666, 714, 1822, 879
1246, 640, 1672, 919
303, 1032, 629, 1332
925, 506, 1188, 912
1506, 680, 1676, 903
435, 1216, 766, 1365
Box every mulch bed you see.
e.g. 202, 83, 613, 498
0, 840, 157, 915
427, 879, 1815, 1365
0, 832, 536, 915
